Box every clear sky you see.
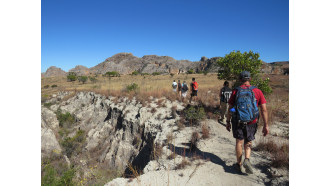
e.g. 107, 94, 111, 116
41, 0, 289, 72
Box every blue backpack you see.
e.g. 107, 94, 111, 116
233, 86, 259, 123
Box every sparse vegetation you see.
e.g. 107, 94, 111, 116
201, 123, 210, 139
184, 106, 206, 126
42, 163, 76, 186
126, 83, 139, 92
44, 85, 50, 89
60, 130, 86, 158
106, 71, 120, 77
67, 72, 77, 82
187, 69, 194, 74
51, 84, 58, 88
56, 109, 75, 128
78, 76, 88, 84
152, 72, 161, 76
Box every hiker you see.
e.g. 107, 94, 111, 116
172, 80, 177, 92
226, 71, 269, 174
219, 81, 232, 123
181, 81, 189, 102
177, 80, 182, 97
189, 78, 198, 103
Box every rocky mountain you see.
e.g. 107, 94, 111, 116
42, 53, 289, 76
69, 65, 90, 76
43, 66, 67, 77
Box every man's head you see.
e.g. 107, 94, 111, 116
173, 80, 176, 82
178, 80, 181, 83
224, 81, 229, 87
192, 78, 195, 81
239, 71, 251, 82
183, 81, 186, 84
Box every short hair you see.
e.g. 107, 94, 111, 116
224, 81, 229, 86
173, 80, 176, 82
192, 78, 195, 81
178, 80, 180, 82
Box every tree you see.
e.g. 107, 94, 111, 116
131, 71, 139, 75
89, 76, 97, 84
217, 50, 272, 95
105, 71, 120, 77
78, 76, 88, 84
67, 72, 77, 82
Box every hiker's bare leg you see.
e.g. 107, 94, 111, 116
244, 141, 252, 159
236, 139, 244, 165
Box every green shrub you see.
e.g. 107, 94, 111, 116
67, 72, 77, 82
42, 164, 76, 186
43, 102, 53, 108
203, 71, 209, 75
152, 72, 161, 76
56, 110, 75, 128
89, 76, 97, 83
126, 83, 139, 92
105, 71, 120, 77
61, 130, 85, 158
187, 69, 194, 74
51, 84, 57, 88
131, 71, 140, 75
184, 106, 206, 125
78, 76, 88, 84
251, 77, 273, 95
44, 85, 50, 89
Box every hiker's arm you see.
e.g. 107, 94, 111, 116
226, 104, 233, 131
260, 103, 269, 136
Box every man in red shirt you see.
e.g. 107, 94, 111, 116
226, 71, 269, 174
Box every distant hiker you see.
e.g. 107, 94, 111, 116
219, 81, 232, 123
172, 80, 178, 92
178, 80, 182, 97
226, 71, 269, 174
181, 81, 189, 101
189, 78, 198, 103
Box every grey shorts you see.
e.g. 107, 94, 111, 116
232, 121, 257, 142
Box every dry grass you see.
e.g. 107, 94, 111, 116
201, 123, 210, 139
190, 132, 200, 151
175, 159, 191, 170
254, 139, 289, 168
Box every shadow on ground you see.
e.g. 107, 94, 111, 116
168, 143, 244, 175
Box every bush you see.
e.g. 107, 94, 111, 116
89, 76, 97, 83
51, 84, 57, 88
105, 71, 120, 77
42, 164, 76, 186
203, 71, 209, 75
44, 85, 50, 89
43, 102, 53, 108
126, 83, 139, 92
131, 71, 140, 75
251, 77, 272, 95
187, 69, 194, 74
61, 130, 85, 158
152, 72, 161, 76
67, 72, 77, 82
56, 110, 75, 128
184, 106, 206, 125
78, 76, 88, 84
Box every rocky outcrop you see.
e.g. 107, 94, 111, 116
69, 65, 90, 76
42, 53, 289, 76
41, 107, 61, 157
43, 66, 67, 77
261, 61, 289, 75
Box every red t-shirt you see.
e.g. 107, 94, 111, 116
228, 85, 267, 124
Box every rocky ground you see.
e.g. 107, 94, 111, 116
41, 91, 288, 186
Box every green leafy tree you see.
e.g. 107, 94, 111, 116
67, 72, 77, 82
217, 50, 272, 95
105, 71, 120, 77
78, 76, 88, 84
152, 72, 161, 76
89, 76, 97, 83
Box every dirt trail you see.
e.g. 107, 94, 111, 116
106, 119, 288, 186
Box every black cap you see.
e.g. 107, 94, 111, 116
240, 71, 251, 80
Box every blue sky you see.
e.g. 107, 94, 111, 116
41, 0, 289, 72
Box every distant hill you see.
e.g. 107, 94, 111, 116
42, 53, 289, 76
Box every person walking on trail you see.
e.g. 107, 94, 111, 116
189, 78, 198, 103
219, 81, 232, 123
172, 80, 177, 92
226, 71, 269, 174
181, 81, 189, 102
177, 80, 182, 97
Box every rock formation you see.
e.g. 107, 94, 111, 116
43, 66, 67, 77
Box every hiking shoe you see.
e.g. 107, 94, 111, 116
233, 163, 243, 173
243, 158, 254, 174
